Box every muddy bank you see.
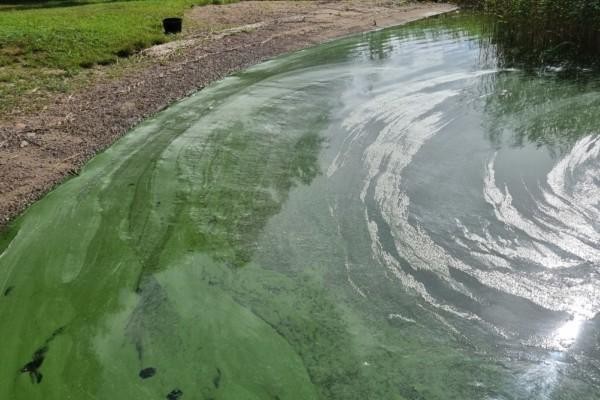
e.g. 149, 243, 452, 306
0, 1, 457, 226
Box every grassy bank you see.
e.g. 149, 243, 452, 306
0, 0, 235, 112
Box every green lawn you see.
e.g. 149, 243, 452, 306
0, 0, 235, 112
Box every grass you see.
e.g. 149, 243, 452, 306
0, 0, 235, 112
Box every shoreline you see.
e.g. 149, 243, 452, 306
0, 1, 457, 227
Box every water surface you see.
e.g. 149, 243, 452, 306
1, 12, 600, 400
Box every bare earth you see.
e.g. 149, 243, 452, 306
0, 1, 457, 226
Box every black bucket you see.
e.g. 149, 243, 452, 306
163, 18, 182, 34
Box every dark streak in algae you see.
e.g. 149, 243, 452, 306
166, 388, 183, 400
139, 367, 156, 379
19, 326, 66, 384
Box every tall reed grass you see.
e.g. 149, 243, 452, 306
455, 0, 600, 68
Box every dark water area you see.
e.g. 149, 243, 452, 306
488, 21, 600, 74
1, 11, 600, 400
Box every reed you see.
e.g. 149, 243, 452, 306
454, 0, 600, 68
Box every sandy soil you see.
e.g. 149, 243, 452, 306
0, 1, 457, 226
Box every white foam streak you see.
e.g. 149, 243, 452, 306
347, 69, 499, 322
482, 150, 600, 267
342, 61, 600, 331
461, 136, 600, 318
327, 70, 497, 178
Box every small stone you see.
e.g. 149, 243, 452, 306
120, 100, 136, 111
20, 140, 29, 148
26, 132, 37, 139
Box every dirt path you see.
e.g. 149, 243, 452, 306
0, 1, 457, 226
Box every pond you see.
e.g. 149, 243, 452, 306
1, 11, 600, 400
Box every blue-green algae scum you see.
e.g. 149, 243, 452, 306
2, 11, 600, 400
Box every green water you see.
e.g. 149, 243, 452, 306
2, 12, 600, 400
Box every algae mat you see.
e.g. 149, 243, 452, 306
2, 13, 600, 400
